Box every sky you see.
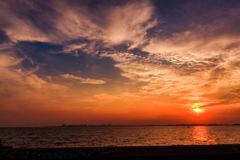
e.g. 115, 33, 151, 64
1, 0, 240, 127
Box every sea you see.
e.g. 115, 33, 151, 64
0, 126, 240, 148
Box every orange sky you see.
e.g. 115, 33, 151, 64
0, 0, 240, 127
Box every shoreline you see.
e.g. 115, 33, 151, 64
1, 144, 240, 160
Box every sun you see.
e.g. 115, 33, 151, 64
191, 103, 204, 113
193, 108, 203, 113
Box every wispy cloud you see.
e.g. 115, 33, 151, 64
62, 74, 106, 84
0, 0, 157, 47
103, 0, 156, 47
0, 1, 50, 42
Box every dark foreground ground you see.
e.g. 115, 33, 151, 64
1, 144, 240, 160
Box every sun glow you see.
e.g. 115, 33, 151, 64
191, 103, 204, 113
193, 108, 203, 113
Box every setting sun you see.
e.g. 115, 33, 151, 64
193, 108, 203, 113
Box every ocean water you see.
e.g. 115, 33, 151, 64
0, 126, 240, 148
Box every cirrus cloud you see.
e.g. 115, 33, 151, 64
61, 74, 106, 85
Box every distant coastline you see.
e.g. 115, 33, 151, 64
1, 124, 240, 128
56, 123, 240, 127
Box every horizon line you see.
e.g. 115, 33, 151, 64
1, 123, 240, 128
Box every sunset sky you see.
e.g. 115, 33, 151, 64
1, 0, 240, 127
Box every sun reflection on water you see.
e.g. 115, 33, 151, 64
192, 126, 212, 144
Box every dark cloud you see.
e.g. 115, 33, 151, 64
209, 67, 226, 80
201, 86, 240, 108
128, 48, 149, 58
150, 0, 240, 40
0, 30, 9, 44
231, 88, 240, 96
231, 60, 240, 68
174, 61, 217, 75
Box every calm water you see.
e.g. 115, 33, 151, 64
0, 126, 240, 148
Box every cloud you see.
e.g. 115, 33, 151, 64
61, 74, 106, 84
53, 0, 157, 49
0, 1, 50, 42
139, 7, 240, 103
0, 53, 22, 67
63, 43, 88, 54
53, 1, 102, 42
0, 0, 157, 49
0, 42, 69, 110
0, 43, 23, 81
102, 51, 207, 95
100, 19, 240, 108
103, 0, 156, 47
144, 32, 240, 62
